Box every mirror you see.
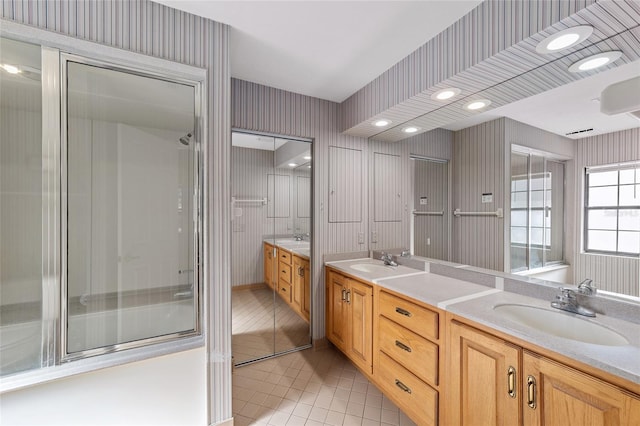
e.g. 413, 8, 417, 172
368, 61, 640, 299
231, 131, 312, 365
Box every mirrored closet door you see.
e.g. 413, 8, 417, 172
231, 131, 312, 365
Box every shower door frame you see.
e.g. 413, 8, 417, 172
1, 20, 208, 392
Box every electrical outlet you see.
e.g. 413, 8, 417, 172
427, 237, 431, 246
357, 232, 365, 244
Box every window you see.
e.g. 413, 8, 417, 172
584, 163, 640, 257
510, 151, 565, 272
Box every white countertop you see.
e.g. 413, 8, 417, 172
325, 259, 640, 386
266, 238, 310, 259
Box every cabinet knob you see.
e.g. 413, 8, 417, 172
394, 379, 412, 394
395, 307, 412, 317
507, 366, 516, 398
527, 375, 536, 409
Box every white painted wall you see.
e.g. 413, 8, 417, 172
0, 348, 207, 425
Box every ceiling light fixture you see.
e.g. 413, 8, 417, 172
431, 87, 461, 101
303, 156, 311, 160
568, 51, 622, 73
288, 163, 297, 167
1, 64, 21, 74
402, 126, 420, 134
536, 26, 593, 54
464, 99, 492, 111
372, 119, 392, 127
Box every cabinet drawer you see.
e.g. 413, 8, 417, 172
279, 262, 292, 284
279, 250, 292, 264
378, 316, 438, 385
379, 291, 438, 341
279, 282, 292, 303
377, 351, 438, 426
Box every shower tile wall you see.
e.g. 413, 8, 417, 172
1, 0, 231, 423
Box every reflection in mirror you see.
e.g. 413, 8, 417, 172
411, 157, 448, 260
231, 131, 312, 365
371, 62, 640, 299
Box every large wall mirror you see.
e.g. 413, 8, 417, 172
368, 61, 640, 300
231, 131, 312, 365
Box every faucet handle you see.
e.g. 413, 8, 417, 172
577, 279, 597, 295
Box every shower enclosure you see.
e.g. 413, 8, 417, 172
1, 36, 204, 378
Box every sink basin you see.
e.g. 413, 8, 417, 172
493, 304, 629, 346
350, 263, 396, 273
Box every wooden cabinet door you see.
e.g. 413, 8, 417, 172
449, 321, 521, 426
326, 271, 348, 351
263, 243, 275, 289
292, 256, 303, 311
302, 258, 311, 321
347, 279, 373, 373
523, 351, 640, 426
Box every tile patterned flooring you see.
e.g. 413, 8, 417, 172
232, 286, 311, 364
232, 346, 416, 426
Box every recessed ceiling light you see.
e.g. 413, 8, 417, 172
303, 156, 311, 160
431, 87, 461, 101
568, 51, 622, 73
464, 99, 492, 111
536, 26, 593, 54
307, 165, 311, 169
402, 126, 420, 134
1, 64, 21, 74
288, 163, 297, 167
372, 119, 392, 127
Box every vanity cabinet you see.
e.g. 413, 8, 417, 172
326, 268, 373, 374
375, 289, 441, 426
448, 319, 640, 426
278, 248, 293, 303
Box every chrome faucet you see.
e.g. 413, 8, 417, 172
294, 234, 303, 241
400, 249, 411, 257
380, 252, 398, 267
577, 278, 597, 295
551, 287, 595, 317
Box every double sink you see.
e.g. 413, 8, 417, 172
341, 259, 630, 348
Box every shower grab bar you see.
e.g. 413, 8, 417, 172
231, 197, 267, 205
453, 208, 503, 218
412, 210, 444, 216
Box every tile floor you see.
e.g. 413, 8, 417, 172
232, 345, 416, 426
233, 286, 311, 364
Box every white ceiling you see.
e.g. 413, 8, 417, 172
443, 61, 640, 139
153, 0, 482, 102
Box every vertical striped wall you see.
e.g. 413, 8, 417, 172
574, 128, 640, 296
341, 0, 597, 133
452, 118, 506, 271
231, 78, 370, 341
1, 1, 232, 423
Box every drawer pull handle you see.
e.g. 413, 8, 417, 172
281, 287, 286, 292
395, 307, 412, 317
527, 375, 536, 409
507, 366, 516, 398
394, 379, 412, 394
346, 290, 351, 304
341, 289, 347, 301
395, 340, 412, 352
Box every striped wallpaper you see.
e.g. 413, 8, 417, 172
1, 1, 232, 423
574, 128, 640, 296
452, 118, 506, 270
343, 0, 640, 142
231, 78, 370, 341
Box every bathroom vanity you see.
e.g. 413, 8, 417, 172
265, 240, 310, 322
325, 259, 640, 426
